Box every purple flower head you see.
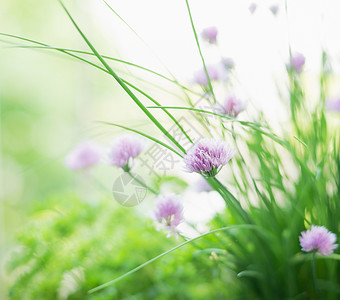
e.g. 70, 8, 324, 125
65, 141, 102, 170
269, 4, 279, 15
193, 65, 220, 87
289, 52, 305, 73
326, 97, 340, 112
201, 26, 218, 44
249, 2, 257, 14
222, 95, 247, 117
299, 225, 338, 256
183, 139, 235, 177
153, 194, 184, 238
107, 134, 144, 171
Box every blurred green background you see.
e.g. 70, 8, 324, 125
0, 1, 127, 297
0, 1, 190, 298
2, 0, 340, 299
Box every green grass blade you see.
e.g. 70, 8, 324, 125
102, 0, 207, 119
0, 34, 201, 97
0, 33, 47, 46
102, 1, 186, 88
126, 171, 158, 195
88, 224, 257, 293
294, 136, 309, 149
0, 33, 112, 76
148, 105, 288, 147
121, 81, 193, 144
0, 34, 212, 137
58, 1, 186, 154
0, 36, 193, 144
184, 0, 216, 104
97, 121, 184, 158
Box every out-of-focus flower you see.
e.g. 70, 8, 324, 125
326, 98, 340, 112
249, 2, 257, 14
221, 95, 247, 117
269, 4, 279, 15
201, 26, 218, 44
183, 139, 235, 177
299, 225, 338, 256
192, 177, 213, 192
65, 141, 102, 170
288, 52, 305, 73
222, 57, 235, 70
153, 194, 184, 238
107, 134, 144, 171
193, 65, 220, 86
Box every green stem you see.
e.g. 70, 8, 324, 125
88, 224, 256, 293
312, 251, 321, 300
184, 0, 216, 104
205, 176, 251, 223
126, 171, 158, 195
58, 0, 186, 155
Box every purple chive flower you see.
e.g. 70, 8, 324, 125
107, 134, 144, 171
193, 65, 220, 87
222, 95, 247, 117
289, 52, 305, 73
249, 2, 257, 14
153, 194, 184, 238
326, 98, 340, 112
299, 225, 338, 256
183, 139, 235, 177
201, 26, 218, 44
65, 141, 102, 170
269, 4, 279, 15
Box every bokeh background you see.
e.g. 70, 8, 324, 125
1, 0, 340, 299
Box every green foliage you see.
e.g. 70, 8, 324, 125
2, 1, 340, 300
6, 194, 231, 300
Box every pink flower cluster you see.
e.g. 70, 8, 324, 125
201, 26, 218, 44
65, 141, 102, 170
193, 65, 220, 87
299, 225, 338, 256
222, 95, 247, 117
65, 134, 144, 172
183, 139, 235, 177
289, 52, 305, 73
107, 134, 144, 171
153, 194, 184, 238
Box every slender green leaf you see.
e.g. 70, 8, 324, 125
122, 81, 193, 144
88, 224, 257, 293
97, 121, 184, 158
294, 136, 309, 149
184, 0, 216, 103
58, 1, 186, 154
0, 33, 200, 97
103, 0, 177, 81
0, 36, 193, 145
148, 105, 288, 147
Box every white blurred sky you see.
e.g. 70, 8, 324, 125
83, 0, 340, 125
